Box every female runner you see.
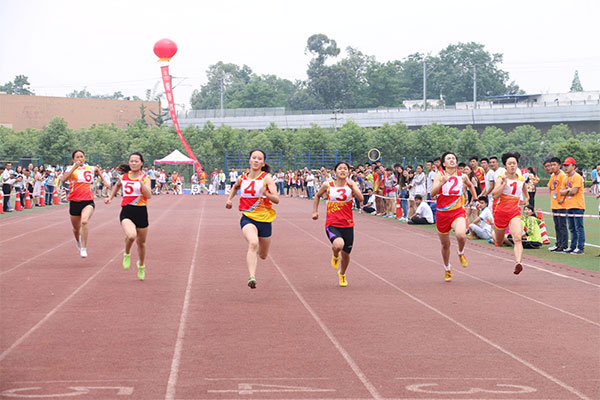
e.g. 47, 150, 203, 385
312, 162, 364, 287
60, 150, 111, 258
225, 149, 279, 289
105, 152, 152, 280
430, 152, 478, 282
492, 152, 528, 275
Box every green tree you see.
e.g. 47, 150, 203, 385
38, 118, 74, 163
542, 124, 572, 156
554, 138, 590, 168
480, 126, 508, 157
506, 125, 542, 166
190, 62, 253, 109
570, 70, 583, 92
0, 75, 34, 95
455, 126, 485, 160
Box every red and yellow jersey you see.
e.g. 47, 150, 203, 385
325, 180, 354, 228
493, 173, 524, 212
238, 172, 276, 222
436, 170, 465, 212
68, 165, 96, 201
474, 166, 485, 191
120, 172, 149, 207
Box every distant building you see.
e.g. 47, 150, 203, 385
0, 93, 160, 131
455, 90, 600, 109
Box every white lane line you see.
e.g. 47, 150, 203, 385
281, 217, 593, 400
547, 234, 600, 249
361, 231, 600, 327
362, 215, 600, 288
0, 220, 63, 244
0, 250, 121, 362
164, 199, 205, 400
269, 254, 383, 400
0, 206, 66, 227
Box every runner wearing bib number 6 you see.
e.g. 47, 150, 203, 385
492, 152, 528, 275
226, 149, 279, 289
312, 162, 364, 287
431, 152, 478, 282
105, 152, 152, 281
60, 150, 111, 258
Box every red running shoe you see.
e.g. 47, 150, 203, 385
514, 263, 523, 275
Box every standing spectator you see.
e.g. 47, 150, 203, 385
398, 168, 409, 220
560, 157, 586, 254
229, 168, 238, 189
469, 156, 486, 193
211, 169, 220, 195
482, 156, 499, 206
13, 165, 25, 209
546, 157, 569, 252
275, 169, 285, 195
407, 194, 434, 224
1, 162, 15, 211
591, 163, 600, 196
219, 169, 226, 191
426, 159, 439, 222
45, 166, 56, 206
383, 167, 397, 217
197, 168, 209, 194
33, 166, 43, 206
306, 169, 315, 199
102, 168, 112, 197
406, 168, 417, 219
525, 167, 539, 208
467, 196, 493, 240
463, 165, 481, 223
148, 165, 158, 194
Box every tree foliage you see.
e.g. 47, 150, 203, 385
0, 75, 34, 95
570, 70, 583, 92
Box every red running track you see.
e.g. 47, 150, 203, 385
0, 195, 598, 400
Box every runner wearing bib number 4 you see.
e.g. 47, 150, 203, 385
312, 162, 364, 287
431, 152, 478, 282
60, 150, 111, 258
226, 149, 279, 289
105, 152, 152, 281
492, 152, 529, 275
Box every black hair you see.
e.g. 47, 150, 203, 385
550, 157, 561, 164
72, 149, 85, 159
501, 152, 520, 166
440, 152, 457, 170
480, 157, 489, 163
393, 163, 402, 168
469, 156, 478, 162
477, 196, 489, 204
528, 167, 536, 175
414, 194, 423, 201
458, 162, 467, 168
333, 161, 351, 171
417, 164, 423, 169
117, 152, 145, 174
489, 156, 498, 161
385, 167, 393, 172
543, 158, 552, 165
248, 149, 270, 173
433, 157, 441, 162
523, 204, 535, 213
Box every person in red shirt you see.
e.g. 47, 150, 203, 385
312, 162, 364, 287
105, 152, 152, 281
60, 150, 111, 258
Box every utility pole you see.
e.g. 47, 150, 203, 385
423, 61, 427, 111
220, 77, 224, 118
473, 65, 477, 109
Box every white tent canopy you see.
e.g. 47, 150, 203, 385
154, 149, 195, 164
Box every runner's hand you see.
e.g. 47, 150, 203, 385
312, 212, 319, 220
225, 200, 233, 209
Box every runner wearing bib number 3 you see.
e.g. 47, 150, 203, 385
431, 152, 478, 282
492, 152, 528, 275
226, 149, 279, 289
105, 152, 152, 281
312, 162, 364, 287
60, 150, 111, 258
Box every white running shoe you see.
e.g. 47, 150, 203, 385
76, 241, 81, 252
80, 248, 88, 258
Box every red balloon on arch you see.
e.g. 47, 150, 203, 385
153, 39, 178, 61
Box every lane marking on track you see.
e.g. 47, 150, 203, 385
280, 217, 594, 400
0, 220, 63, 244
360, 231, 600, 327
0, 206, 66, 227
0, 198, 183, 361
362, 214, 600, 287
164, 198, 206, 400
269, 254, 383, 400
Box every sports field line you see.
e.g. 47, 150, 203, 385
280, 217, 593, 400
0, 220, 63, 244
547, 235, 600, 249
0, 205, 65, 226
164, 197, 206, 400
269, 254, 384, 400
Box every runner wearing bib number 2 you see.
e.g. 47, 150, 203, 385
492, 152, 528, 275
226, 149, 279, 289
60, 150, 111, 258
431, 152, 478, 282
105, 152, 152, 281
312, 162, 364, 287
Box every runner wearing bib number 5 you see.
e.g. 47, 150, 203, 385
226, 149, 279, 289
431, 152, 478, 282
60, 150, 111, 258
492, 152, 528, 275
312, 161, 364, 287
105, 152, 152, 281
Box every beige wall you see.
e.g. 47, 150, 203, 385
0, 93, 160, 131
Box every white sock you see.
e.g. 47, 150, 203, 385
458, 249, 464, 255
444, 264, 451, 271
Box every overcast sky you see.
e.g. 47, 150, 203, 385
1, 0, 598, 110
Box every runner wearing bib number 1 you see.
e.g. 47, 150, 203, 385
312, 162, 364, 287
431, 152, 478, 282
60, 150, 111, 258
492, 152, 528, 275
226, 149, 279, 289
105, 152, 152, 281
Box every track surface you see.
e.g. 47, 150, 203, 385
1, 196, 598, 400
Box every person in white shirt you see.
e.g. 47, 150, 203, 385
361, 188, 376, 214
1, 162, 15, 211
305, 171, 315, 199
481, 156, 499, 206
408, 194, 434, 224
229, 168, 238, 186
468, 196, 494, 240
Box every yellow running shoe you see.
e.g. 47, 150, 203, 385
122, 253, 131, 270
137, 261, 145, 281
331, 255, 340, 269
458, 252, 468, 268
444, 267, 453, 282
338, 270, 348, 287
